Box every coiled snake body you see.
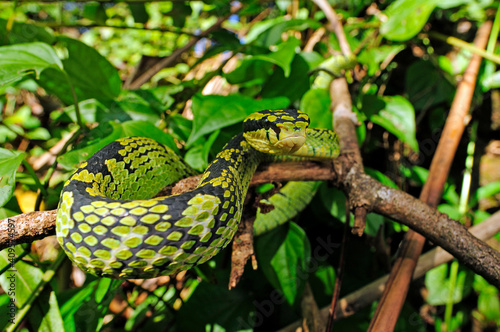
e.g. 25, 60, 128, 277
56, 109, 339, 279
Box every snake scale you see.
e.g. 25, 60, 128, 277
56, 109, 339, 279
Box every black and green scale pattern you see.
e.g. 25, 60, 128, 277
56, 109, 339, 279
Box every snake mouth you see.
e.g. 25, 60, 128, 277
275, 134, 306, 153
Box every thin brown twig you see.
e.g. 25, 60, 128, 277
368, 20, 493, 332
311, 0, 352, 56
326, 198, 350, 331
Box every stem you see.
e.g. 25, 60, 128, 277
458, 122, 477, 216
62, 71, 84, 129
326, 199, 350, 331
487, 4, 500, 54
429, 31, 500, 65
22, 159, 48, 198
442, 122, 477, 330
443, 260, 459, 332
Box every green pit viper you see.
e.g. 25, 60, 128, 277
56, 109, 339, 279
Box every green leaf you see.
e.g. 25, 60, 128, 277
186, 94, 289, 146
60, 278, 120, 332
59, 281, 96, 318
357, 45, 405, 76
365, 213, 385, 236
262, 53, 311, 102
94, 278, 114, 303
406, 60, 454, 111
252, 38, 300, 78
362, 95, 419, 152
469, 181, 500, 208
320, 185, 346, 221
0, 19, 55, 46
0, 149, 24, 208
256, 222, 311, 305
313, 265, 336, 296
364, 168, 398, 189
0, 197, 21, 220
300, 89, 332, 129
425, 263, 474, 305
0, 42, 62, 86
474, 275, 500, 323
176, 273, 254, 331
38, 37, 121, 105
437, 203, 461, 221
0, 294, 12, 330
129, 3, 149, 24
482, 70, 500, 90
58, 121, 179, 170
381, 0, 438, 41
436, 0, 470, 9
83, 2, 108, 25
225, 58, 274, 86
184, 130, 220, 172
57, 99, 113, 124
404, 165, 460, 205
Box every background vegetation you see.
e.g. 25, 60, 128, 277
0, 0, 500, 331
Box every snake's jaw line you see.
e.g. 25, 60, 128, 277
275, 135, 306, 154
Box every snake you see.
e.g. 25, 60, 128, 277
55, 109, 339, 279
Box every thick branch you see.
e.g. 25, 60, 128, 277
0, 210, 56, 251
347, 172, 500, 288
2, 161, 499, 288
0, 162, 332, 251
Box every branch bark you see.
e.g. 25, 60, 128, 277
2, 160, 500, 287
0, 161, 331, 251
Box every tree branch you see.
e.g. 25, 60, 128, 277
2, 160, 499, 288
0, 161, 332, 251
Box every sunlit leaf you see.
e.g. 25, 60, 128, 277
0, 149, 24, 208
381, 0, 439, 41
0, 42, 62, 86
187, 94, 289, 146
425, 263, 474, 305
256, 222, 311, 305
362, 95, 419, 152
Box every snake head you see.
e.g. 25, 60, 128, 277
243, 109, 310, 155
